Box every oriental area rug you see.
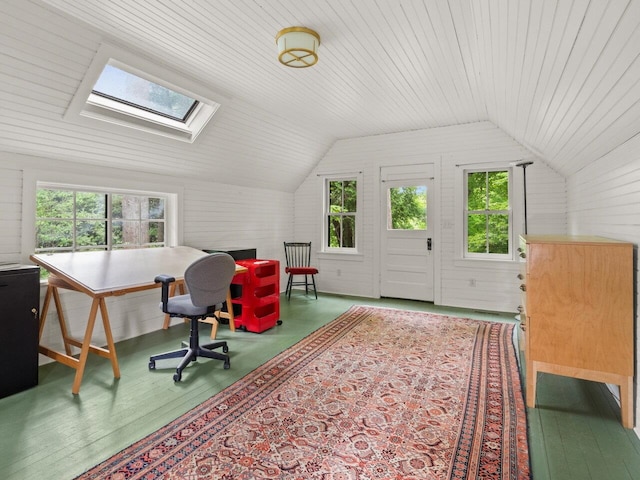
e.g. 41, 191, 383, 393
76, 305, 530, 479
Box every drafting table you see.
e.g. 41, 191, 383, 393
30, 247, 246, 394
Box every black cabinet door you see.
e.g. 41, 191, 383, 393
0, 266, 40, 398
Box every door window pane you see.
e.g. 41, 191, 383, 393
387, 185, 427, 230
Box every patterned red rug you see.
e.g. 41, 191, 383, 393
77, 305, 530, 479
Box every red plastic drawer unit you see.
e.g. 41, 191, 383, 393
231, 259, 281, 333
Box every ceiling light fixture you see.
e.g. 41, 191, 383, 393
275, 27, 321, 68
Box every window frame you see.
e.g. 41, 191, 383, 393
64, 43, 225, 143
320, 173, 363, 255
35, 185, 168, 253
463, 167, 513, 260
21, 168, 182, 266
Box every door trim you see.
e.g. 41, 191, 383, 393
372, 159, 442, 304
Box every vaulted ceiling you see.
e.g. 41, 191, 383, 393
5, 0, 640, 190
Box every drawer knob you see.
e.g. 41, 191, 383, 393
519, 252, 526, 259
519, 284, 526, 292
517, 273, 524, 280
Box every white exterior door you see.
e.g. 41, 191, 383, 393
380, 164, 434, 301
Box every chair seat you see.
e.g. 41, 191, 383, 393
162, 294, 223, 317
285, 267, 318, 275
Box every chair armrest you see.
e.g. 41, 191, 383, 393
154, 275, 176, 314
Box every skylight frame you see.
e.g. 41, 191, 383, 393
65, 44, 225, 143
91, 64, 200, 123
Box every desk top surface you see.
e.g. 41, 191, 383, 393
30, 247, 243, 297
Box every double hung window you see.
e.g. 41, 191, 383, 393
324, 177, 359, 251
464, 169, 511, 258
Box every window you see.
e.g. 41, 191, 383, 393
325, 178, 358, 250
387, 186, 427, 230
91, 64, 199, 123
36, 185, 166, 253
464, 169, 511, 257
64, 44, 224, 143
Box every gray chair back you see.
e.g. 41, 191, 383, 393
184, 253, 236, 307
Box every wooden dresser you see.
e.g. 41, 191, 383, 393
519, 235, 634, 428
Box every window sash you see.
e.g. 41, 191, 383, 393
464, 169, 511, 257
326, 179, 357, 250
35, 187, 167, 253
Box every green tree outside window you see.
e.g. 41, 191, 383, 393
36, 188, 166, 253
466, 170, 510, 254
387, 186, 427, 230
327, 180, 356, 248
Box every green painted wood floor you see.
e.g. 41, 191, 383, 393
1, 294, 639, 479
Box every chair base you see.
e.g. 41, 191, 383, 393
148, 317, 230, 382
285, 273, 317, 300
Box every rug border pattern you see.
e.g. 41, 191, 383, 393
77, 305, 530, 479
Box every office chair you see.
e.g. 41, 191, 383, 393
148, 252, 236, 382
283, 242, 318, 300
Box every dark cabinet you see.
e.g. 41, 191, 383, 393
0, 265, 40, 398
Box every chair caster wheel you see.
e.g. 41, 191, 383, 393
222, 345, 229, 353
173, 373, 181, 382
277, 320, 283, 325
224, 360, 230, 369
149, 360, 155, 370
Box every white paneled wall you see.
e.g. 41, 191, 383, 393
567, 134, 640, 435
0, 0, 334, 194
0, 153, 293, 364
0, 165, 22, 264
295, 121, 567, 312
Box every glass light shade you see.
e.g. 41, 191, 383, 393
276, 27, 321, 68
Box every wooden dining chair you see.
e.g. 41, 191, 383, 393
283, 242, 318, 300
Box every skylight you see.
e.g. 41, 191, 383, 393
65, 43, 224, 143
92, 65, 198, 123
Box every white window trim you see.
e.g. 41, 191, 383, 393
454, 162, 519, 265
318, 172, 363, 256
64, 43, 227, 143
21, 168, 183, 265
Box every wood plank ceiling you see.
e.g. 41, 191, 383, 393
8, 0, 640, 187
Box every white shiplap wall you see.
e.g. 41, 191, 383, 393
0, 0, 333, 193
0, 165, 22, 264
566, 133, 640, 435
294, 121, 567, 312
0, 152, 293, 362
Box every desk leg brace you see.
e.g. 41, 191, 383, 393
40, 284, 73, 356
39, 286, 121, 395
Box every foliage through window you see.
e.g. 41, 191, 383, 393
36, 187, 166, 254
387, 186, 427, 230
326, 179, 357, 249
465, 170, 510, 255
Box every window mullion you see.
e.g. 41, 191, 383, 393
106, 193, 112, 250
72, 191, 78, 251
